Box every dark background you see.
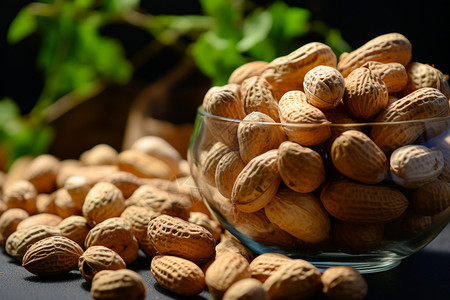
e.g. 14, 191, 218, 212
0, 0, 449, 115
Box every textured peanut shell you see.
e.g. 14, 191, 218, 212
64, 175, 92, 209
85, 217, 139, 264
151, 255, 206, 296
189, 211, 222, 243
228, 61, 268, 84
385, 208, 432, 239
303, 65, 345, 110
205, 252, 251, 300
215, 236, 253, 263
223, 278, 269, 300
231, 150, 281, 213
22, 236, 83, 276
390, 145, 444, 188
5, 224, 61, 261
215, 151, 246, 199
337, 33, 412, 77
331, 130, 388, 184
412, 179, 450, 216
250, 253, 292, 283
241, 76, 280, 122
3, 180, 37, 215
370, 88, 449, 153
54, 188, 82, 219
278, 141, 325, 193
265, 188, 330, 243
100, 171, 147, 199
343, 67, 389, 121
262, 42, 337, 100
0, 208, 29, 245
90, 269, 146, 300
363, 61, 408, 93
401, 62, 450, 99
321, 266, 368, 300
23, 154, 60, 194
82, 182, 126, 227
320, 179, 408, 223
202, 141, 233, 187
322, 109, 362, 140
78, 245, 126, 282
120, 205, 158, 257
262, 259, 322, 300
16, 213, 62, 231
237, 112, 286, 164
80, 144, 118, 166
278, 91, 331, 146
147, 214, 216, 264
57, 215, 90, 247
117, 149, 176, 180
332, 221, 384, 254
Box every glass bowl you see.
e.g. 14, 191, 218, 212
187, 107, 450, 273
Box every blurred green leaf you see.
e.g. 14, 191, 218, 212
237, 10, 272, 52
104, 0, 140, 12
200, 0, 241, 39
74, 0, 95, 9
0, 98, 21, 123
7, 6, 37, 44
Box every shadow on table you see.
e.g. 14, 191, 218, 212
364, 249, 450, 300
152, 281, 211, 300
24, 270, 82, 283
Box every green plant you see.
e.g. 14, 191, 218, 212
3, 0, 350, 169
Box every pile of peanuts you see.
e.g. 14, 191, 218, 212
0, 132, 368, 299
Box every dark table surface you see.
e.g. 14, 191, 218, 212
1, 223, 450, 300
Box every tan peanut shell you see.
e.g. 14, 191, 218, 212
331, 130, 388, 184
36, 193, 58, 215
321, 266, 368, 300
231, 149, 281, 213
189, 211, 222, 243
401, 62, 450, 99
3, 180, 37, 215
120, 205, 158, 257
130, 136, 183, 175
127, 184, 190, 220
262, 259, 322, 300
147, 214, 216, 264
237, 111, 286, 164
5, 224, 61, 261
322, 109, 362, 140
90, 269, 146, 300
215, 151, 246, 198
385, 208, 432, 239
390, 145, 444, 188
117, 149, 176, 180
99, 171, 147, 199
223, 278, 269, 300
64, 175, 92, 209
262, 42, 337, 100
249, 253, 293, 283
215, 236, 254, 263
205, 252, 251, 300
228, 61, 268, 84
363, 61, 408, 93
203, 84, 245, 119
370, 88, 449, 153
320, 179, 408, 223
241, 76, 280, 122
151, 255, 206, 296
231, 209, 297, 248
277, 141, 325, 193
57, 215, 90, 247
23, 154, 60, 194
78, 245, 126, 282
332, 221, 384, 254
16, 213, 62, 231
278, 91, 331, 146
343, 66, 389, 120
82, 182, 126, 227
303, 65, 345, 110
265, 188, 330, 243
337, 32, 412, 77
54, 188, 81, 218
80, 144, 118, 166
202, 141, 233, 187
85, 217, 139, 264
22, 236, 84, 276
412, 179, 450, 216
0, 208, 30, 245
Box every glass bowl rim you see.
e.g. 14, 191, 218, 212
197, 106, 450, 128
